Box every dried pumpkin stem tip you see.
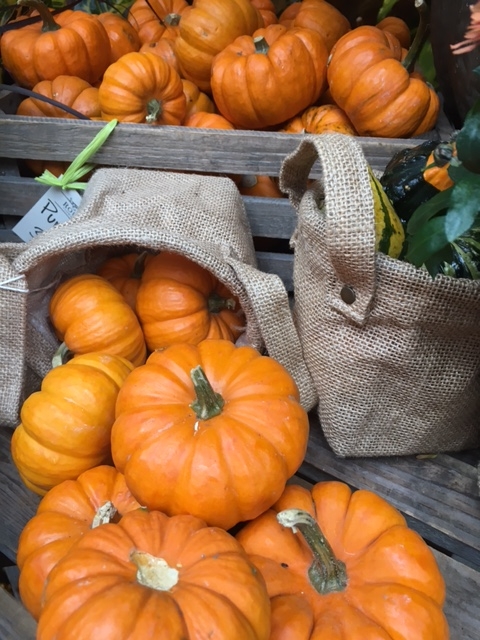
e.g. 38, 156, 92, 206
402, 0, 429, 73
190, 365, 225, 420
52, 342, 74, 368
208, 292, 236, 313
131, 551, 179, 591
277, 508, 348, 595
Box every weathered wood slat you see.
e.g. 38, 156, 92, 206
302, 416, 480, 569
0, 588, 36, 640
0, 115, 421, 175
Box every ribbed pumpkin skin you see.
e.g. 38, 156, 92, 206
16, 75, 100, 119
37, 509, 272, 640
111, 339, 310, 530
237, 482, 449, 640
49, 274, 147, 366
282, 104, 356, 136
327, 25, 439, 138
175, 0, 263, 93
97, 12, 141, 64
376, 15, 411, 49
11, 353, 135, 496
182, 79, 216, 119
278, 0, 350, 52
99, 51, 186, 124
135, 252, 244, 349
17, 464, 140, 620
97, 252, 151, 310
127, 0, 188, 44
0, 9, 111, 89
183, 111, 235, 129
140, 38, 181, 75
211, 24, 328, 130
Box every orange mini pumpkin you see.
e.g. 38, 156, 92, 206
0, 0, 111, 89
99, 51, 186, 124
49, 273, 147, 366
251, 0, 277, 26
111, 339, 310, 529
237, 481, 449, 639
327, 23, 439, 138
17, 464, 140, 620
11, 352, 135, 496
127, 0, 188, 44
376, 15, 411, 49
211, 24, 328, 130
182, 79, 216, 119
238, 174, 283, 197
281, 104, 357, 136
135, 251, 245, 349
140, 38, 181, 75
183, 111, 235, 129
16, 75, 100, 119
175, 0, 263, 93
278, 0, 350, 52
96, 252, 151, 310
97, 12, 141, 64
36, 509, 271, 639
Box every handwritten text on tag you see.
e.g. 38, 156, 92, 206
12, 186, 82, 242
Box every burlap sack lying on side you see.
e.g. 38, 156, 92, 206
279, 133, 480, 457
4, 168, 316, 428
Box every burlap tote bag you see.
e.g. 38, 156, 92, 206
3, 168, 316, 428
279, 133, 480, 457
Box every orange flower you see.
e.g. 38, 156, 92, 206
451, 1, 480, 54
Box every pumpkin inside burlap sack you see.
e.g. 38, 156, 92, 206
279, 133, 480, 457
1, 168, 316, 428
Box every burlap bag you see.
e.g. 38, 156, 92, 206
279, 133, 480, 457
0, 168, 316, 428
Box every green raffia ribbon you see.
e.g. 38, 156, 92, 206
34, 119, 118, 191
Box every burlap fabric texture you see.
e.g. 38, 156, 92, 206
279, 133, 480, 457
0, 168, 317, 428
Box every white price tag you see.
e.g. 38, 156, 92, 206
12, 185, 83, 242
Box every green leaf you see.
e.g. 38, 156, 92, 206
405, 216, 449, 267
456, 98, 480, 174
377, 0, 400, 21
416, 39, 437, 88
445, 176, 480, 242
406, 188, 452, 235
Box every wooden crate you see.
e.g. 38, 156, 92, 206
1, 95, 479, 638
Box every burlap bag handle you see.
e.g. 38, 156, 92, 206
279, 134, 377, 323
224, 257, 318, 410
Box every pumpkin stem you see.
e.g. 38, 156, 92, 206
146, 99, 162, 124
91, 501, 118, 528
52, 342, 74, 368
190, 365, 225, 421
17, 0, 61, 32
253, 36, 270, 55
277, 509, 348, 595
402, 0, 429, 73
132, 251, 149, 279
131, 551, 179, 591
207, 292, 236, 314
164, 12, 181, 26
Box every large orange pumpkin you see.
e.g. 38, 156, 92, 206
135, 251, 244, 349
0, 0, 111, 89
17, 464, 140, 620
49, 273, 147, 366
237, 481, 449, 639
11, 352, 135, 496
36, 508, 271, 639
16, 75, 100, 119
278, 0, 350, 52
111, 339, 310, 529
211, 24, 328, 130
99, 51, 186, 124
327, 24, 440, 138
175, 0, 263, 93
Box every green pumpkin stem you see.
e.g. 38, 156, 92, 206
277, 509, 348, 595
146, 99, 162, 124
207, 292, 236, 314
190, 365, 225, 420
402, 0, 429, 73
52, 342, 74, 368
253, 36, 270, 55
17, 0, 61, 32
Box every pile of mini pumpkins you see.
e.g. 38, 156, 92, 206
1, 0, 440, 139
11, 248, 450, 638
